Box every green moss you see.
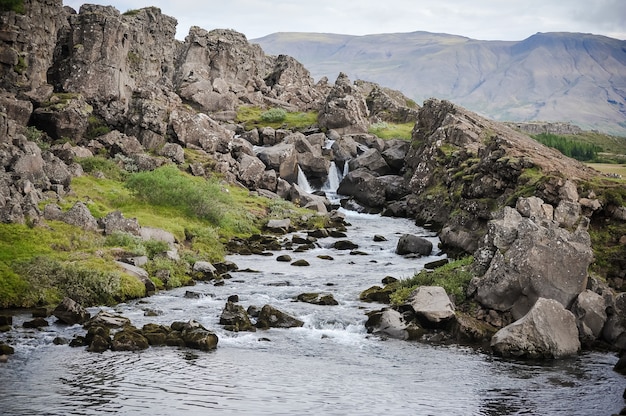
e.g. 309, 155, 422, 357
13, 54, 27, 74
389, 256, 475, 305
86, 115, 111, 139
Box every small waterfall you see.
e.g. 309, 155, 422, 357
297, 165, 314, 193
343, 160, 350, 177
322, 161, 341, 193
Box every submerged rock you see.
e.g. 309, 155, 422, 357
255, 305, 304, 329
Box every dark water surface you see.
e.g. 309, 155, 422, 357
1, 211, 624, 415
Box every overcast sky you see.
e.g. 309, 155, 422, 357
63, 0, 626, 41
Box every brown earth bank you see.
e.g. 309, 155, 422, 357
0, 1, 625, 362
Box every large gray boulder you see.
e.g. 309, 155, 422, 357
409, 286, 455, 327
472, 199, 593, 320
490, 298, 581, 359
337, 169, 386, 209
396, 234, 433, 256
364, 308, 409, 340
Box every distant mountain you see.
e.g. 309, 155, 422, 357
253, 31, 626, 136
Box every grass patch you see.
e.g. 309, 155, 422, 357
236, 106, 318, 130
587, 163, 626, 177
368, 121, 414, 140
389, 256, 475, 306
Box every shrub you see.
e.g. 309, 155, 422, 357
86, 115, 111, 139
77, 156, 127, 181
260, 108, 287, 123
12, 256, 122, 306
125, 165, 230, 226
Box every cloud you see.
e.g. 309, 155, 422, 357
63, 0, 626, 41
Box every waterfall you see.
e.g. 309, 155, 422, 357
297, 165, 314, 193
322, 161, 341, 193
343, 160, 350, 177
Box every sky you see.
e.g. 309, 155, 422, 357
63, 0, 626, 41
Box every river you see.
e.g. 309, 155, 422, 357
0, 210, 624, 415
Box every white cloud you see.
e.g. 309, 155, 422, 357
63, 0, 625, 41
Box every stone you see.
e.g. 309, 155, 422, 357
220, 301, 256, 332
296, 293, 339, 306
276, 254, 292, 262
571, 290, 607, 344
115, 261, 154, 295
84, 310, 131, 329
193, 261, 217, 279
23, 317, 49, 329
348, 148, 391, 176
256, 305, 304, 329
99, 211, 140, 236
409, 286, 456, 327
364, 308, 410, 340
111, 326, 149, 351
359, 285, 394, 303
290, 259, 310, 267
337, 169, 386, 209
53, 297, 91, 325
61, 202, 99, 232
180, 320, 219, 351
474, 211, 593, 320
396, 234, 433, 256
333, 240, 358, 250
266, 218, 291, 233
490, 298, 581, 359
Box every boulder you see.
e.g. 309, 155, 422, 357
141, 323, 170, 346
348, 148, 391, 176
571, 290, 607, 344
337, 169, 386, 208
53, 297, 91, 325
490, 298, 581, 359
364, 308, 422, 341
255, 305, 304, 329
111, 326, 150, 351
602, 292, 626, 350
296, 293, 339, 306
473, 200, 593, 319
237, 153, 266, 189
333, 240, 358, 250
382, 140, 410, 172
115, 261, 154, 295
99, 211, 140, 236
409, 286, 455, 327
330, 135, 360, 164
61, 202, 99, 232
180, 320, 219, 351
396, 234, 433, 256
265, 218, 291, 234
193, 261, 217, 280
219, 301, 256, 332
84, 310, 131, 329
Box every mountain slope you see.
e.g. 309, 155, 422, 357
253, 31, 626, 136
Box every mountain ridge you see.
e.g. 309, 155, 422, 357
253, 31, 626, 136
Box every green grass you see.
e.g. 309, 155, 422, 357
368, 122, 414, 140
389, 256, 475, 306
236, 106, 318, 130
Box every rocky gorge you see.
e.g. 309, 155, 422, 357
1, 1, 626, 413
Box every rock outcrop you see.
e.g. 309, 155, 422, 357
490, 298, 581, 359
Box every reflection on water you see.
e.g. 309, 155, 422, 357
0, 211, 624, 415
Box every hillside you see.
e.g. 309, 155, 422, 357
253, 31, 626, 136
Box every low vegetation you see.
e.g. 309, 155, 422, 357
236, 106, 318, 130
0, 0, 24, 13
0, 154, 321, 309
389, 256, 475, 306
368, 121, 414, 140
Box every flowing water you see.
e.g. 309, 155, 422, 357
0, 211, 624, 415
